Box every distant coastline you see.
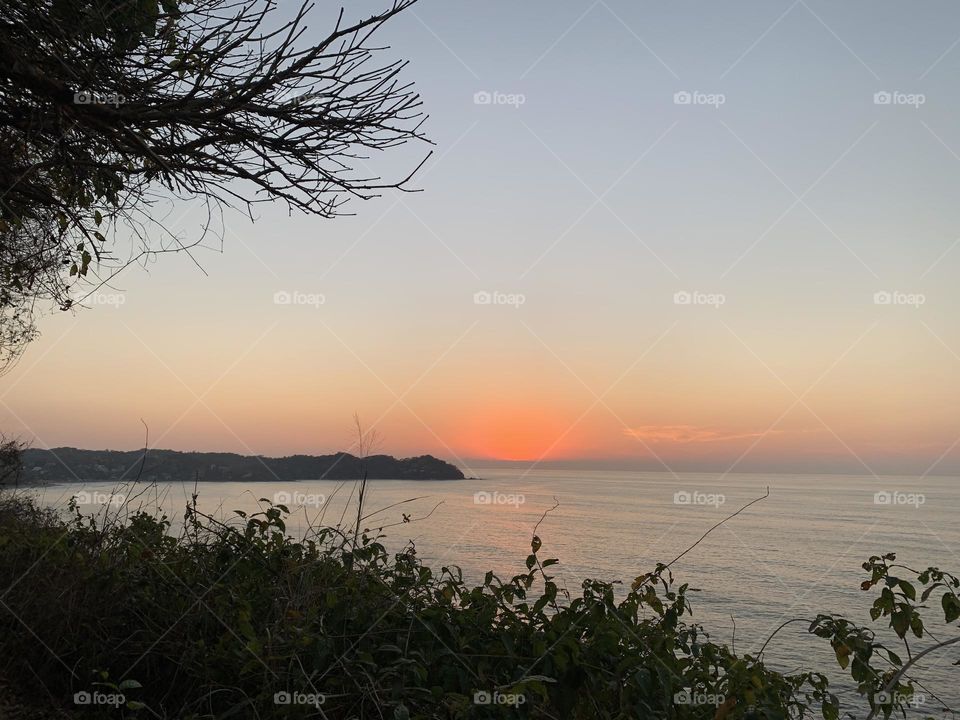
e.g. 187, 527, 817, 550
20, 448, 464, 484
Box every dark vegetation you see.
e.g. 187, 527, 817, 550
20, 447, 465, 484
0, 482, 957, 719
0, 0, 429, 370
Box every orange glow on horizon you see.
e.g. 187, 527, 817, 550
453, 404, 587, 462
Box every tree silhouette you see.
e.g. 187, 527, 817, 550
0, 0, 429, 369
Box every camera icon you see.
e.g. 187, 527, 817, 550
874, 91, 892, 105
74, 91, 92, 105
473, 690, 492, 705
873, 291, 892, 305
673, 689, 692, 705
73, 491, 91, 505
473, 291, 492, 305
274, 691, 292, 705
874, 491, 892, 505
673, 91, 692, 105
274, 491, 292, 505
673, 290, 692, 305
473, 91, 492, 105
673, 491, 692, 505
73, 691, 92, 705
273, 290, 292, 305
473, 491, 492, 505
876, 691, 891, 704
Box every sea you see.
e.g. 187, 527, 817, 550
24, 468, 960, 717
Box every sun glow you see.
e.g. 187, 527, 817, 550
455, 404, 583, 461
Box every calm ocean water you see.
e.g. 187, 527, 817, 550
28, 468, 960, 716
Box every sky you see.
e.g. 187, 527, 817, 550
4, 0, 960, 477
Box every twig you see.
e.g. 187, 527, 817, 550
665, 487, 769, 571
756, 618, 810, 657
532, 496, 560, 539
865, 635, 960, 720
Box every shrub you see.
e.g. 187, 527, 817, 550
0, 492, 955, 719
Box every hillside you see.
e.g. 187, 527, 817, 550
20, 448, 464, 483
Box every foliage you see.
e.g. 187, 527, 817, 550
0, 0, 428, 368
0, 435, 25, 486
0, 493, 956, 719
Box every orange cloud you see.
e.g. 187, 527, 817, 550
623, 425, 783, 444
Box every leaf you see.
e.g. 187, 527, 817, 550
118, 679, 142, 690
835, 645, 850, 669
821, 697, 840, 720
943, 593, 960, 623
891, 610, 910, 638
237, 614, 256, 641
910, 614, 923, 639
899, 580, 916, 600
525, 554, 537, 570
531, 535, 542, 553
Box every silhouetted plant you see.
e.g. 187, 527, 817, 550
0, 491, 955, 719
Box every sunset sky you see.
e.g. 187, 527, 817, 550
4, 1, 960, 476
